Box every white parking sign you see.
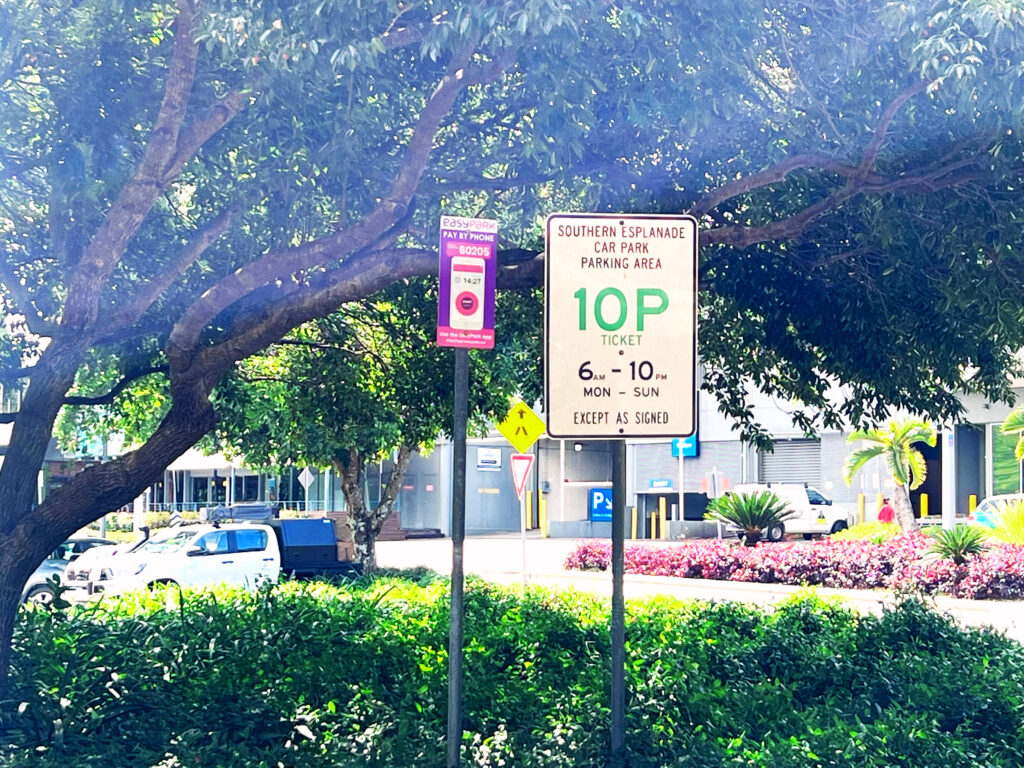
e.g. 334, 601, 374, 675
545, 213, 698, 438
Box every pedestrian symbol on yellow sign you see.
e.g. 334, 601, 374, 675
497, 400, 546, 454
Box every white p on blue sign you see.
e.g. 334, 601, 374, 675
589, 488, 613, 522
671, 435, 699, 458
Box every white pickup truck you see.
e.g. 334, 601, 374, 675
63, 515, 359, 596
729, 483, 855, 541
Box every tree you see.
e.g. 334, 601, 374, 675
842, 419, 938, 531
3, 0, 1024, 683
209, 280, 542, 568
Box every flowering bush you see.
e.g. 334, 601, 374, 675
563, 534, 1024, 600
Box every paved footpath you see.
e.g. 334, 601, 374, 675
377, 534, 1024, 643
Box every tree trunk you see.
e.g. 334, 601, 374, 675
893, 487, 918, 531
336, 445, 414, 572
0, 394, 216, 694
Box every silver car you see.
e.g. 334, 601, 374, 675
22, 537, 115, 604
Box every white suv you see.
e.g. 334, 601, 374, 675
729, 483, 856, 541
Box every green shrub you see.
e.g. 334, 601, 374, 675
830, 520, 902, 543
927, 525, 988, 565
4, 580, 1024, 767
705, 490, 794, 545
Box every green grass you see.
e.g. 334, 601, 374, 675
4, 576, 1024, 767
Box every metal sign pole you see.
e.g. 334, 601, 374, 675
611, 438, 626, 766
447, 347, 469, 768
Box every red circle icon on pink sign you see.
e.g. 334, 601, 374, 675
455, 291, 479, 315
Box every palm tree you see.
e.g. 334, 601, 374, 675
842, 419, 937, 532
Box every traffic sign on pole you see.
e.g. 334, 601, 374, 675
510, 453, 535, 500
496, 399, 546, 453
545, 213, 698, 438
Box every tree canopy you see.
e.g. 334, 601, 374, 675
3, 0, 1024, 677
206, 279, 541, 565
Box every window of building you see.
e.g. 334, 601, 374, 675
991, 427, 1022, 495
234, 475, 260, 502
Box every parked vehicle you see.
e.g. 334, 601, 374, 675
971, 494, 1024, 528
23, 537, 114, 604
728, 483, 855, 541
69, 512, 359, 596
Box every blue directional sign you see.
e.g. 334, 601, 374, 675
671, 435, 699, 458
589, 488, 613, 522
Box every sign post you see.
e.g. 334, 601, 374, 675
497, 400, 546, 589
298, 466, 314, 512
545, 213, 697, 766
437, 215, 497, 768
511, 452, 535, 588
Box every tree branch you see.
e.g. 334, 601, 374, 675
107, 206, 240, 332
161, 86, 253, 184
62, 0, 201, 333
857, 79, 932, 175
63, 365, 167, 407
690, 153, 865, 217
167, 46, 512, 371
0, 256, 57, 336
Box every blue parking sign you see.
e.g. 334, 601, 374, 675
671, 435, 699, 457
589, 488, 613, 522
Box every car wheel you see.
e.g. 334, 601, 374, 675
829, 521, 848, 535
802, 533, 814, 541
24, 584, 55, 606
766, 523, 785, 542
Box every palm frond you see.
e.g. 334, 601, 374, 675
999, 409, 1024, 435
987, 500, 1024, 545
906, 449, 928, 491
842, 445, 884, 485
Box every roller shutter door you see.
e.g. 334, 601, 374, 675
759, 439, 821, 485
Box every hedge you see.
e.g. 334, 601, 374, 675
3, 577, 1024, 766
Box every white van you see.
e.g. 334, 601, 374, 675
729, 483, 856, 541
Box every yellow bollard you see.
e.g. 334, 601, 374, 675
857, 493, 865, 525
539, 498, 548, 538
969, 494, 977, 514
875, 493, 884, 519
630, 506, 638, 539
659, 497, 668, 540
650, 509, 657, 539
525, 490, 534, 530
920, 493, 928, 519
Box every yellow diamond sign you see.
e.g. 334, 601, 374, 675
497, 400, 546, 453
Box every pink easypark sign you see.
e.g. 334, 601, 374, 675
437, 215, 497, 349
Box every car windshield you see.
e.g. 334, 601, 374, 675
135, 530, 194, 554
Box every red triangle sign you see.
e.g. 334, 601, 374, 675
510, 453, 535, 500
